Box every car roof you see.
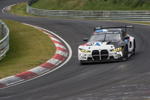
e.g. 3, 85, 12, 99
94, 28, 123, 34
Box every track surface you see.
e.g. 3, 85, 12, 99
0, 0, 150, 100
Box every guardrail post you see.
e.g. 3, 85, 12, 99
1, 24, 5, 38
0, 20, 9, 61
0, 23, 2, 39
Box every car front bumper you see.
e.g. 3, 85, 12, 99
78, 50, 123, 62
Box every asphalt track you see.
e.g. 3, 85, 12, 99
0, 0, 150, 100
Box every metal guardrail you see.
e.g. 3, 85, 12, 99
0, 20, 9, 61
27, 0, 150, 21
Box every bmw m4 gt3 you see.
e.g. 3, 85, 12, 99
78, 26, 136, 64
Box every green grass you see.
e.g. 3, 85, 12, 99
10, 3, 33, 16
32, 0, 150, 10
0, 34, 2, 40
0, 24, 4, 40
116, 20, 150, 25
134, 22, 150, 25
0, 20, 55, 78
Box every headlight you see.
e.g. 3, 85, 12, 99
111, 47, 122, 52
79, 48, 91, 53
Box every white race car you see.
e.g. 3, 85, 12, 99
78, 26, 136, 64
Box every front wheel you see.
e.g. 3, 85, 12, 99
122, 45, 129, 61
80, 60, 86, 65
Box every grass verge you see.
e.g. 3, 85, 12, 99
116, 20, 150, 25
0, 20, 55, 78
10, 2, 33, 16
9, 3, 150, 25
133, 22, 150, 25
32, 0, 150, 10
0, 24, 3, 40
0, 34, 2, 40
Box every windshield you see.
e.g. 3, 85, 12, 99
89, 33, 121, 42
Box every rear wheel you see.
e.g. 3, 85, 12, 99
132, 39, 136, 55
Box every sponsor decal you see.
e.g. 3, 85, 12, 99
95, 42, 101, 46
95, 29, 107, 33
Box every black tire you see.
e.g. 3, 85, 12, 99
132, 39, 136, 55
122, 45, 129, 61
80, 60, 86, 65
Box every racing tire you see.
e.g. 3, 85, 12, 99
80, 60, 86, 65
132, 39, 136, 55
122, 45, 129, 61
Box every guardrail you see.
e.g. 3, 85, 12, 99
0, 20, 9, 61
27, 0, 150, 21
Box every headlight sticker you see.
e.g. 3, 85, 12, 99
79, 48, 91, 53
112, 47, 122, 52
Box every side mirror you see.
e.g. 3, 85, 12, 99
83, 38, 88, 42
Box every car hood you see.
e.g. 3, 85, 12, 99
79, 41, 115, 50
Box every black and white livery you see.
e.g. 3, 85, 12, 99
78, 26, 136, 64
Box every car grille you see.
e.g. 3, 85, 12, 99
92, 50, 109, 61
101, 50, 109, 60
92, 50, 100, 60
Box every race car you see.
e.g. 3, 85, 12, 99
78, 26, 136, 64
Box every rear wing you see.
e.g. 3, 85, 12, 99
94, 25, 134, 32
94, 25, 134, 33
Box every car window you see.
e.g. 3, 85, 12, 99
89, 33, 121, 42
89, 34, 105, 42
106, 33, 121, 42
